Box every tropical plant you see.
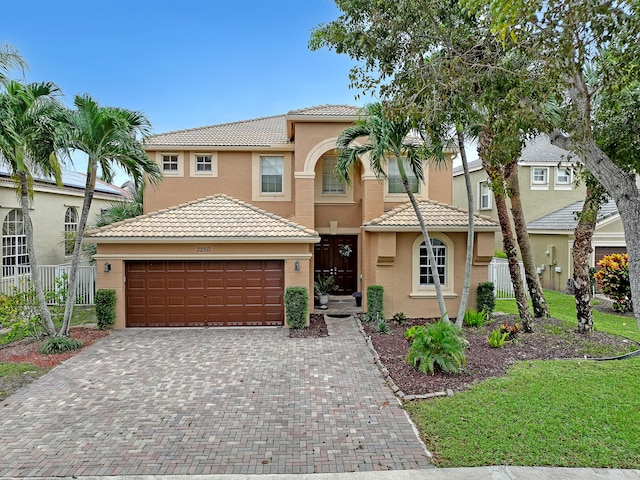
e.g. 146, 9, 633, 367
476, 282, 495, 317
500, 322, 521, 341
463, 310, 487, 328
594, 254, 632, 313
57, 95, 163, 336
38, 336, 82, 355
405, 320, 467, 375
0, 80, 67, 336
376, 319, 390, 334
488, 328, 509, 348
335, 102, 450, 322
0, 43, 26, 85
404, 325, 426, 343
314, 274, 337, 296
392, 312, 407, 324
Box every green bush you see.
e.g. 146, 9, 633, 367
594, 253, 632, 312
376, 319, 390, 334
366, 285, 384, 323
494, 250, 507, 259
95, 289, 117, 330
0, 292, 43, 342
463, 309, 488, 327
405, 320, 467, 375
404, 325, 426, 343
39, 336, 83, 355
284, 287, 309, 329
477, 282, 495, 316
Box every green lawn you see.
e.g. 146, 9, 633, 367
406, 290, 640, 468
0, 363, 49, 401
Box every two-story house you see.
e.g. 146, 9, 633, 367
452, 135, 626, 291
90, 105, 498, 329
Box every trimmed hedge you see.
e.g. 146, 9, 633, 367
366, 285, 384, 322
95, 289, 117, 330
477, 281, 495, 316
284, 287, 309, 329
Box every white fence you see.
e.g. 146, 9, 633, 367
0, 264, 96, 305
488, 257, 527, 300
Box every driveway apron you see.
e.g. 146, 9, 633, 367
0, 317, 432, 477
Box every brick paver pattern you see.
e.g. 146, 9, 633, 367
0, 317, 431, 476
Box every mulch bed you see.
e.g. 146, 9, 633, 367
288, 314, 329, 338
362, 314, 638, 396
0, 327, 110, 368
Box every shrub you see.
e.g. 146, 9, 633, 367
500, 322, 521, 341
488, 328, 509, 348
405, 320, 467, 375
0, 292, 43, 342
594, 253, 632, 312
463, 309, 487, 327
494, 250, 507, 259
95, 289, 117, 330
284, 287, 309, 329
366, 285, 384, 323
376, 319, 390, 334
392, 312, 407, 324
477, 282, 495, 316
404, 325, 426, 343
39, 336, 83, 355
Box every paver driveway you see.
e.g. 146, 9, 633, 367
0, 317, 432, 477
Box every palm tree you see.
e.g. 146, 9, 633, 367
336, 102, 450, 322
0, 43, 26, 85
58, 95, 163, 335
0, 81, 66, 336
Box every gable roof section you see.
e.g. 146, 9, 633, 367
364, 201, 499, 231
527, 199, 619, 232
286, 104, 361, 118
87, 194, 319, 242
453, 135, 577, 176
144, 115, 290, 148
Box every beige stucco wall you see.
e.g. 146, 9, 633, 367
364, 230, 494, 320
528, 234, 572, 291
0, 181, 122, 266
93, 241, 315, 329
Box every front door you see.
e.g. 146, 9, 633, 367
314, 235, 358, 294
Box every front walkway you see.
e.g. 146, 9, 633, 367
0, 317, 431, 477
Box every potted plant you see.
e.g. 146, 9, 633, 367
315, 274, 338, 306
352, 291, 362, 307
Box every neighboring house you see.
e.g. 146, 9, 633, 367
89, 105, 498, 329
0, 169, 130, 277
527, 200, 626, 291
453, 135, 587, 254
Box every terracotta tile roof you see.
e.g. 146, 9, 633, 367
145, 115, 289, 147
286, 105, 362, 117
364, 201, 498, 230
87, 194, 319, 241
527, 199, 619, 231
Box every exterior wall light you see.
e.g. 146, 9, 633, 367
294, 260, 300, 271
104, 262, 111, 273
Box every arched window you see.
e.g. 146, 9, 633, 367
64, 207, 78, 256
2, 209, 28, 277
419, 239, 447, 286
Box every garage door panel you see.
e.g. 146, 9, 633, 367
126, 260, 284, 327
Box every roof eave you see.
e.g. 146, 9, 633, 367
362, 225, 499, 232
144, 144, 294, 151
87, 236, 321, 244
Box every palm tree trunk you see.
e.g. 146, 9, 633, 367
505, 163, 549, 318
19, 172, 55, 335
573, 185, 600, 333
402, 176, 450, 323
455, 130, 474, 327
60, 161, 97, 336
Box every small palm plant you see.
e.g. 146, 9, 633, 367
405, 320, 467, 375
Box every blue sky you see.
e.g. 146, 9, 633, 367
1, 1, 367, 182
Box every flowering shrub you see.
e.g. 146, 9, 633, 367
594, 253, 632, 313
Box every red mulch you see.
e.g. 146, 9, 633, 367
288, 314, 329, 338
0, 327, 110, 368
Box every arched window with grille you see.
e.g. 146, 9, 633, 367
64, 207, 78, 256
411, 234, 455, 297
2, 209, 29, 277
419, 238, 447, 286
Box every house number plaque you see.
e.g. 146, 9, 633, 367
196, 246, 211, 253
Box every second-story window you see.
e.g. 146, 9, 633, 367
162, 154, 178, 172
260, 156, 284, 193
556, 167, 571, 185
479, 181, 492, 210
322, 157, 345, 194
532, 167, 548, 185
195, 154, 212, 172
388, 159, 419, 194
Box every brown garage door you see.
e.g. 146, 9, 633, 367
595, 246, 627, 266
125, 260, 284, 327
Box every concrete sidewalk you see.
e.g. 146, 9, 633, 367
1, 466, 638, 479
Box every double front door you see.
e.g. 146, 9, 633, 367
314, 235, 358, 295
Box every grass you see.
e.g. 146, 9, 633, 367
0, 362, 49, 401
405, 290, 640, 468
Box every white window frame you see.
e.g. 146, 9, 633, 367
251, 153, 292, 201
479, 181, 492, 210
2, 209, 29, 278
555, 166, 572, 189
321, 156, 346, 194
64, 207, 78, 257
410, 233, 455, 298
531, 167, 549, 190
190, 152, 218, 177
260, 156, 284, 194
158, 152, 183, 177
